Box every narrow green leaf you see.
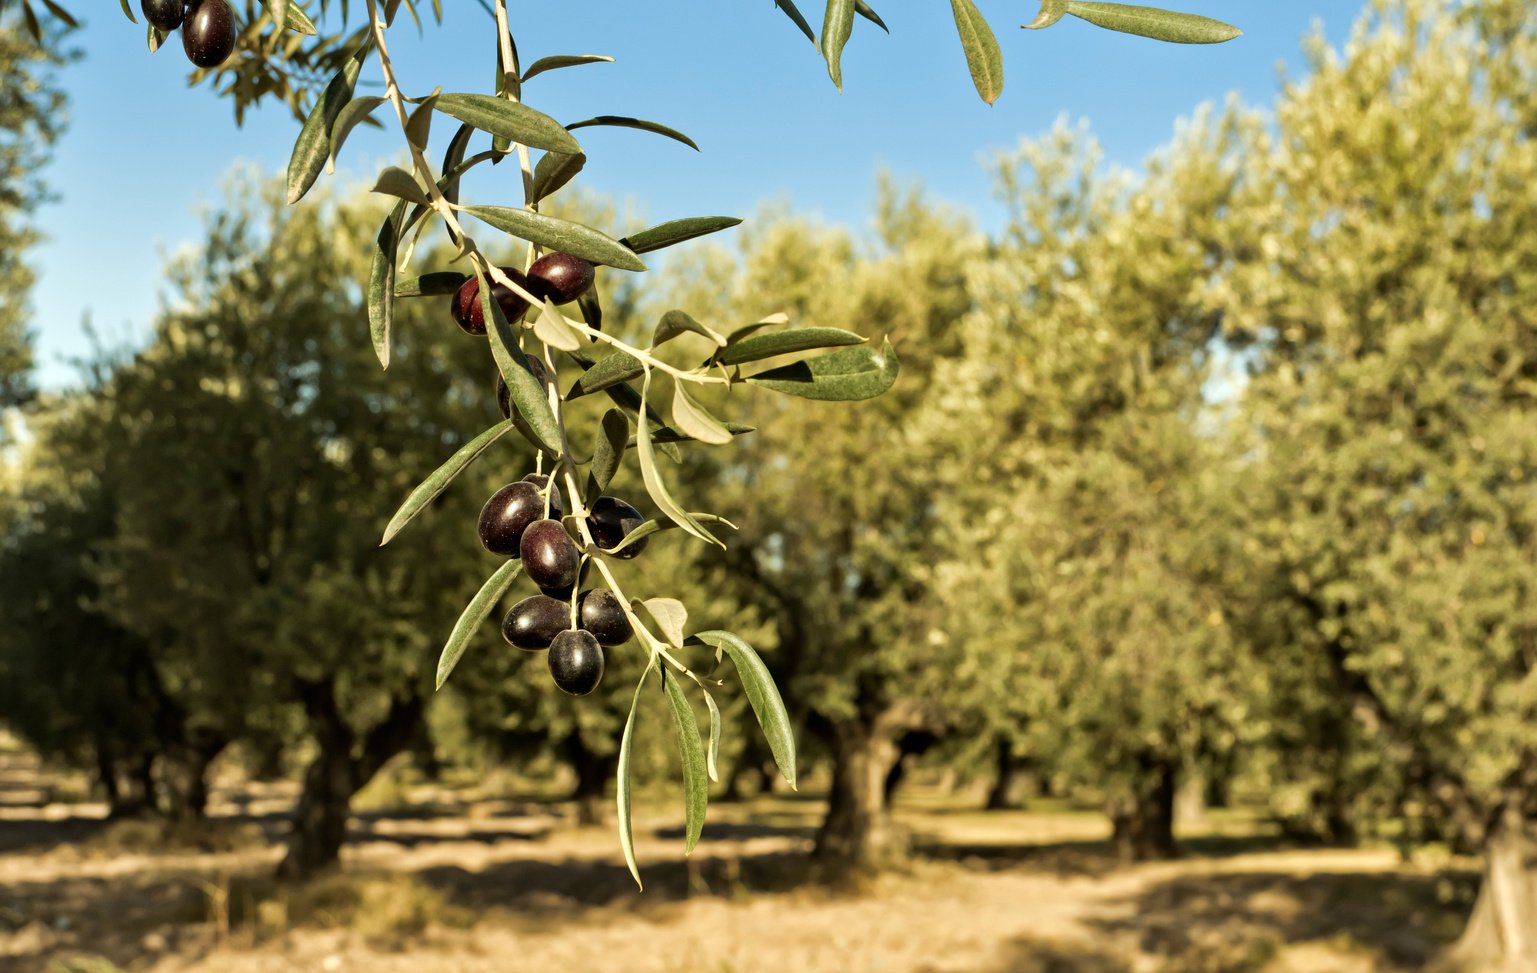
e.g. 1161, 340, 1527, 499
565, 115, 699, 152
854, 1, 887, 32
702, 688, 722, 783
328, 95, 386, 167
586, 409, 630, 502
637, 372, 724, 548
436, 560, 522, 689
577, 287, 603, 336
371, 166, 431, 206
625, 424, 755, 448
604, 514, 737, 556
567, 350, 644, 399
745, 337, 900, 401
461, 206, 646, 272
659, 666, 708, 854
439, 122, 476, 247
726, 312, 791, 344
654, 309, 726, 348
521, 53, 615, 82
773, 0, 817, 44
404, 90, 439, 153
147, 24, 165, 52
480, 267, 563, 456
120, 0, 137, 23
531, 151, 586, 203
368, 202, 407, 370
821, 0, 856, 90
691, 631, 798, 789
950, 0, 1004, 104
718, 327, 865, 366
601, 383, 682, 463
433, 92, 582, 153
622, 217, 743, 256
1024, 0, 1068, 29
1063, 2, 1241, 43
286, 52, 363, 204
671, 384, 734, 446
22, 3, 41, 44
381, 420, 514, 545
617, 670, 646, 889
266, 0, 288, 36
394, 271, 468, 298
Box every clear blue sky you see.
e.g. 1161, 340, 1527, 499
30, 2, 1359, 390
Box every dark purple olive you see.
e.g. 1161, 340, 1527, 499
528, 253, 595, 305
142, 0, 185, 31
536, 560, 591, 602
478, 481, 562, 557
452, 266, 531, 336
496, 358, 548, 420
182, 0, 237, 69
502, 595, 572, 650
588, 496, 648, 559
579, 589, 632, 646
549, 630, 604, 696
521, 519, 580, 591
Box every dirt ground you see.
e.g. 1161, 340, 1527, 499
0, 752, 1476, 973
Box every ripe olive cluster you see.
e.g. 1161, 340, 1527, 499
480, 475, 650, 697
142, 0, 238, 68
450, 252, 596, 337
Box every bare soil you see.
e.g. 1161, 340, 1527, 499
0, 753, 1475, 973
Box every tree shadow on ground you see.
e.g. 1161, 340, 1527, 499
929, 936, 1134, 973
910, 831, 1304, 879
1089, 868, 1479, 972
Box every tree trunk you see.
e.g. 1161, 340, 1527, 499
159, 731, 228, 826
1442, 807, 1537, 973
985, 736, 1019, 811
814, 712, 909, 871
98, 746, 154, 819
564, 732, 614, 827
1109, 755, 1180, 862
276, 682, 423, 881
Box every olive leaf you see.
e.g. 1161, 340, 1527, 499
286, 50, 364, 204
702, 688, 722, 783
461, 206, 647, 272
653, 310, 726, 349
521, 53, 615, 82
690, 631, 798, 789
565, 115, 700, 152
637, 372, 725, 547
773, 0, 817, 44
670, 384, 734, 446
718, 326, 865, 366
821, 0, 856, 90
622, 216, 743, 255
436, 560, 522, 689
641, 597, 688, 647
530, 299, 585, 352
433, 92, 582, 153
367, 202, 407, 369
479, 266, 563, 456
855, 1, 888, 32
381, 420, 515, 545
745, 337, 900, 401
1063, 2, 1240, 43
604, 514, 737, 556
659, 665, 709, 854
327, 95, 386, 168
531, 151, 586, 203
394, 271, 468, 298
617, 669, 646, 889
370, 166, 431, 206
586, 409, 630, 502
950, 0, 1003, 105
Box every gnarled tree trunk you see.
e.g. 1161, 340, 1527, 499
814, 694, 922, 871
276, 681, 423, 881
985, 735, 1019, 811
1443, 807, 1537, 973
1109, 754, 1180, 862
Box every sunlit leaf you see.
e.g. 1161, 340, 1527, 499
622, 216, 743, 255
479, 266, 563, 455
604, 514, 737, 556
821, 0, 855, 90
670, 384, 734, 446
521, 53, 615, 82
773, 0, 816, 44
950, 0, 1003, 104
1063, 2, 1240, 43
702, 688, 722, 783
617, 670, 646, 889
436, 560, 522, 689
433, 92, 582, 153
718, 327, 865, 366
637, 372, 725, 547
327, 95, 386, 167
368, 202, 407, 369
381, 420, 515, 545
641, 597, 688, 647
461, 206, 647, 272
659, 666, 709, 854
370, 166, 431, 206
690, 631, 798, 789
854, 1, 887, 32
286, 52, 363, 204
530, 151, 586, 203
746, 337, 899, 401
